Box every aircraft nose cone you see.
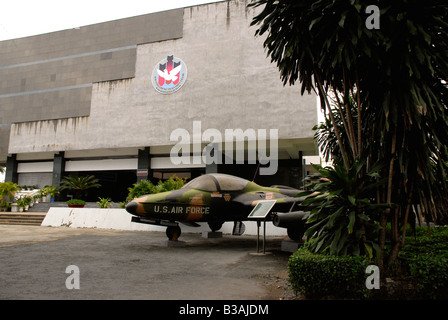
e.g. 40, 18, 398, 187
125, 201, 138, 215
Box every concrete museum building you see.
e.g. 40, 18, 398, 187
0, 0, 318, 201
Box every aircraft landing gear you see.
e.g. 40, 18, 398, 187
208, 221, 223, 232
287, 225, 305, 242
166, 225, 182, 241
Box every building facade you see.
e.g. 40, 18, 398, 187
0, 0, 318, 201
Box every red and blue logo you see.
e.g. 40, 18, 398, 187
152, 55, 187, 94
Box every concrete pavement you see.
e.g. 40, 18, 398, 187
0, 225, 292, 300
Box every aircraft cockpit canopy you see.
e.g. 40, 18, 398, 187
181, 173, 249, 192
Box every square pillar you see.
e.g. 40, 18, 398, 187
289, 151, 305, 189
52, 152, 66, 187
137, 147, 151, 182
5, 154, 18, 183
52, 152, 66, 200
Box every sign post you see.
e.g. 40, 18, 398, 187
248, 200, 277, 254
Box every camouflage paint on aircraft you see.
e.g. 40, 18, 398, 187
126, 173, 311, 241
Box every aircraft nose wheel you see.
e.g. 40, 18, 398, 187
166, 226, 182, 241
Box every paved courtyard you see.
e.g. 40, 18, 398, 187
0, 225, 292, 300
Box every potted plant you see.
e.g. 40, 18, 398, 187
17, 197, 27, 212
66, 199, 86, 208
96, 197, 113, 208
33, 194, 41, 204
40, 187, 49, 202
46, 185, 59, 202
10, 202, 18, 212
23, 196, 33, 211
28, 195, 34, 208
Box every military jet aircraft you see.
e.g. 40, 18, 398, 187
125, 173, 309, 241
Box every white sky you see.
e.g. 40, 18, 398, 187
0, 0, 226, 41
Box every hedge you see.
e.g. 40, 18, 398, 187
397, 226, 448, 299
288, 227, 448, 299
288, 247, 370, 299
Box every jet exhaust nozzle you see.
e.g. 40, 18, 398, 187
273, 211, 307, 228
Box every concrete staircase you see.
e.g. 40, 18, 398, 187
0, 201, 120, 226
26, 201, 69, 212
0, 212, 46, 226
0, 202, 63, 226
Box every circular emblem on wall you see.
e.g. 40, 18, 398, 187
151, 55, 187, 94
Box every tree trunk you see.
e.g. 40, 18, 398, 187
355, 71, 362, 159
379, 128, 397, 269
400, 183, 414, 247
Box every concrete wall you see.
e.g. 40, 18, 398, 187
41, 207, 288, 236
0, 124, 10, 161
0, 9, 184, 162
7, 1, 317, 157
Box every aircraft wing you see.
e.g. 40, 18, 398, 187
230, 193, 301, 214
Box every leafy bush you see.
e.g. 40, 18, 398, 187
299, 161, 385, 258
288, 227, 448, 299
154, 175, 187, 193
66, 199, 86, 205
288, 246, 370, 299
97, 197, 113, 208
397, 227, 448, 299
0, 181, 21, 208
43, 185, 59, 198
126, 180, 155, 203
17, 197, 28, 208
125, 175, 187, 204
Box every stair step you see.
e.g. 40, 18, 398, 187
0, 217, 44, 220
0, 213, 47, 217
0, 213, 46, 226
0, 220, 44, 225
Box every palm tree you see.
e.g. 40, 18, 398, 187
249, 0, 448, 266
60, 175, 101, 200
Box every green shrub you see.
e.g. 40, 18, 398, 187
288, 246, 370, 299
97, 197, 113, 208
154, 175, 187, 193
398, 226, 448, 299
0, 181, 21, 208
125, 175, 187, 204
126, 180, 155, 203
66, 199, 86, 205
288, 227, 448, 300
299, 162, 384, 258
